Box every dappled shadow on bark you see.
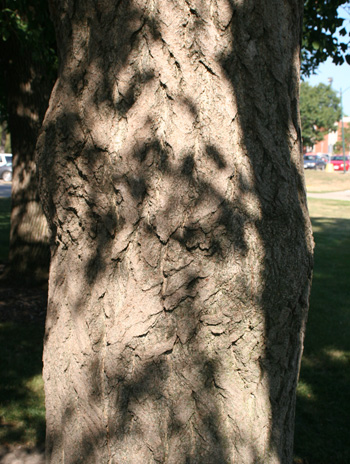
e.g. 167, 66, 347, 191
38, 0, 312, 462
220, 1, 313, 461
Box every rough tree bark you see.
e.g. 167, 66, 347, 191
0, 123, 8, 152
0, 33, 53, 283
37, 0, 313, 462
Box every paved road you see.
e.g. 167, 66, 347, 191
0, 181, 11, 198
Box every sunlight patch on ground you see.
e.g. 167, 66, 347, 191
296, 380, 316, 402
323, 348, 350, 363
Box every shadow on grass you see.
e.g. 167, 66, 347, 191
0, 322, 46, 447
294, 217, 350, 464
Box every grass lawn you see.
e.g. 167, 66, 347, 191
0, 323, 45, 446
0, 194, 349, 459
0, 197, 45, 447
304, 170, 350, 193
294, 198, 350, 464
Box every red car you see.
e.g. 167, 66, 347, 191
330, 156, 350, 172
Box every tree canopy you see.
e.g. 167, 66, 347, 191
0, 0, 57, 121
302, 0, 350, 76
300, 82, 341, 147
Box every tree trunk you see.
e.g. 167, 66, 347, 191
38, 1, 313, 462
0, 33, 53, 283
0, 123, 7, 152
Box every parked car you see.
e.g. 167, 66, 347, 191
317, 153, 331, 163
330, 155, 350, 172
303, 155, 326, 170
0, 153, 12, 181
0, 153, 12, 165
0, 163, 12, 182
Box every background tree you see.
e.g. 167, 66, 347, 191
0, 121, 11, 153
300, 82, 341, 148
0, 0, 56, 283
37, 0, 313, 462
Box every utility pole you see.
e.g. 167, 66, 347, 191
328, 78, 349, 174
340, 88, 348, 174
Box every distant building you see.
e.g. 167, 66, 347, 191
313, 116, 350, 155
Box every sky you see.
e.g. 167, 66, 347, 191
307, 58, 350, 116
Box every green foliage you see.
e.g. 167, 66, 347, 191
0, 0, 57, 121
300, 82, 341, 147
0, 0, 56, 57
302, 1, 350, 77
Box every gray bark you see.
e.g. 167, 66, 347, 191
38, 0, 313, 462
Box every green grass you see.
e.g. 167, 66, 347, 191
0, 197, 45, 447
0, 323, 46, 446
0, 197, 11, 262
294, 198, 350, 464
305, 170, 350, 193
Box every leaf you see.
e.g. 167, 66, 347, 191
302, 0, 350, 75
1, 29, 9, 41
